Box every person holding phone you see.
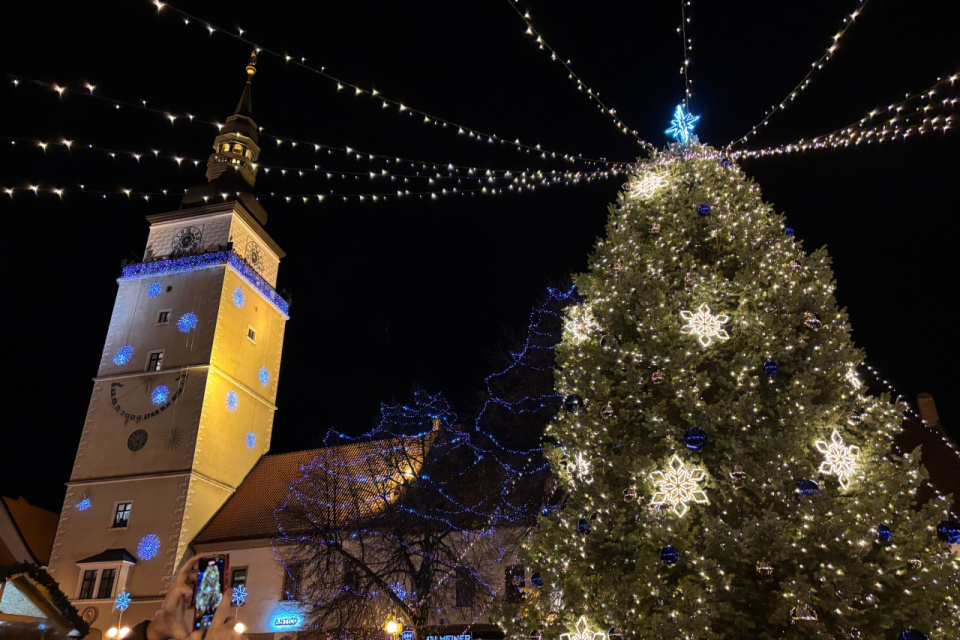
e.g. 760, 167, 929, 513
123, 555, 247, 640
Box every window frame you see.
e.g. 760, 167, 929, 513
96, 568, 117, 599
110, 501, 132, 530
281, 564, 303, 601
455, 566, 475, 608
156, 309, 172, 325
231, 567, 248, 590
246, 325, 257, 344
146, 350, 164, 372
78, 569, 98, 600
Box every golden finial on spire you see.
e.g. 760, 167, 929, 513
245, 50, 258, 77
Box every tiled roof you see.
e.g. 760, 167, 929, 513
894, 418, 960, 512
77, 548, 137, 564
194, 434, 433, 544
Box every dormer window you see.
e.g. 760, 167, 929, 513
233, 143, 244, 153
221, 143, 231, 153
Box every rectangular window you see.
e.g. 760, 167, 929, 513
231, 568, 247, 590
156, 310, 171, 324
147, 350, 164, 371
505, 564, 525, 604
97, 568, 117, 599
343, 564, 359, 590
455, 567, 475, 607
113, 503, 132, 528
282, 564, 302, 601
78, 570, 97, 600
246, 326, 257, 344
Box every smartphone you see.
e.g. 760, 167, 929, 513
193, 554, 230, 631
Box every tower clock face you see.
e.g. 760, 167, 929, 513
245, 241, 263, 272
172, 226, 203, 253
127, 429, 149, 452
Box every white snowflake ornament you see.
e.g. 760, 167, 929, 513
680, 303, 730, 347
627, 172, 667, 199
565, 305, 599, 346
649, 454, 709, 517
560, 617, 606, 640
815, 430, 860, 489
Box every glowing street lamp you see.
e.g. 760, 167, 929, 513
385, 619, 401, 635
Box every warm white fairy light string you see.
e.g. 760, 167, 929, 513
732, 73, 957, 158
151, 0, 620, 165
504, 0, 651, 150
0, 134, 621, 187
678, 0, 694, 109
728, 0, 870, 149
0, 167, 613, 205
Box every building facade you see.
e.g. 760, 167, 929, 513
46, 57, 289, 637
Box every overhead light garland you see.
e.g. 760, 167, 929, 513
728, 0, 871, 149
505, 0, 651, 149
151, 1, 621, 165
731, 73, 957, 159
677, 0, 694, 109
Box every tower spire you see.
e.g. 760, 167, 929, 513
182, 51, 267, 223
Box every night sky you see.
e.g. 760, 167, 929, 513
2, 0, 957, 512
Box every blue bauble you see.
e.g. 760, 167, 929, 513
900, 631, 930, 640
720, 157, 732, 168
936, 519, 960, 544
659, 545, 679, 565
530, 572, 543, 587
697, 204, 711, 216
763, 359, 779, 375
564, 394, 584, 414
784, 227, 795, 236
877, 524, 893, 543
577, 518, 591, 535
797, 479, 821, 496
682, 427, 707, 451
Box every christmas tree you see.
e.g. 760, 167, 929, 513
502, 138, 960, 639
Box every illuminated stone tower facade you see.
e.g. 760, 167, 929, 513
47, 54, 288, 632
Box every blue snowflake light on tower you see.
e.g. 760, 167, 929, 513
177, 312, 198, 333
146, 282, 163, 298
258, 367, 270, 386
151, 385, 170, 405
245, 431, 256, 450
113, 345, 134, 365
226, 390, 239, 412
137, 534, 161, 560
115, 590, 131, 612
665, 104, 700, 145
231, 584, 248, 606
232, 287, 245, 308
76, 497, 92, 511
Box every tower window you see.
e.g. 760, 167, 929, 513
97, 568, 117, 599
157, 310, 171, 324
282, 564, 302, 601
78, 570, 97, 599
113, 502, 132, 528
221, 143, 230, 153
246, 326, 257, 344
455, 567, 475, 607
147, 350, 164, 371
231, 567, 247, 590
233, 143, 244, 153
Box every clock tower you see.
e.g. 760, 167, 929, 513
47, 53, 288, 629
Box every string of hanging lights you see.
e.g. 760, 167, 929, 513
727, 0, 871, 149
0, 134, 621, 186
731, 73, 957, 158
677, 0, 694, 110
1, 168, 613, 205
150, 0, 621, 165
504, 0, 652, 149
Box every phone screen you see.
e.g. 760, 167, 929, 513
193, 554, 229, 630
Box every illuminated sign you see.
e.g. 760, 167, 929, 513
274, 616, 301, 628
402, 627, 415, 640
425, 635, 471, 640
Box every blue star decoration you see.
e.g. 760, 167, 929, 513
665, 104, 700, 145
115, 590, 131, 612
231, 584, 248, 606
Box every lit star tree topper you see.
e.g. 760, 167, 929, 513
115, 590, 131, 612
231, 584, 248, 606
665, 104, 700, 145
560, 617, 606, 640
815, 430, 860, 489
649, 454, 709, 517
680, 303, 730, 347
